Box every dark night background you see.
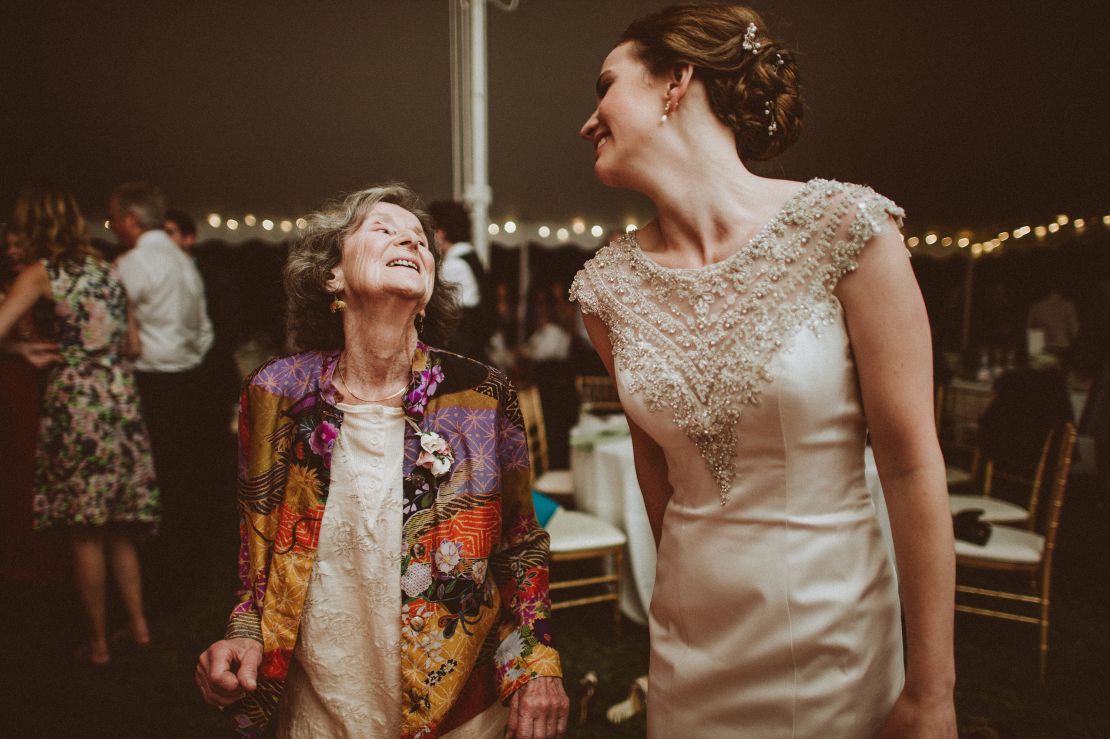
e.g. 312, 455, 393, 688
3, 1, 1108, 233
4, 5, 1110, 737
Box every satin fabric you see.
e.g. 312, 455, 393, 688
621, 305, 903, 738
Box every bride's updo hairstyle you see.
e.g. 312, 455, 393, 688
620, 2, 802, 162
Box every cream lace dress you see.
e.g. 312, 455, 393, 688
278, 401, 508, 738
570, 179, 905, 737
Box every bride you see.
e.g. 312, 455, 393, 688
571, 3, 956, 736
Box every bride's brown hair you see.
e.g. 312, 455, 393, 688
620, 2, 802, 162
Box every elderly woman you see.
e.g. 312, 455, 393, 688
196, 184, 569, 739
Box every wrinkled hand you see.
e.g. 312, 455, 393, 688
10, 340, 61, 368
195, 638, 263, 707
878, 688, 956, 739
507, 676, 569, 738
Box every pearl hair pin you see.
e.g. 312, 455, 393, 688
742, 22, 761, 52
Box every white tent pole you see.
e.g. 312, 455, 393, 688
464, 0, 491, 267
448, 1, 465, 201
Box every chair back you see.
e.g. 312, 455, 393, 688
576, 375, 622, 415
982, 425, 1055, 523
516, 385, 550, 478
937, 380, 994, 454
1039, 422, 1077, 562
978, 368, 1073, 515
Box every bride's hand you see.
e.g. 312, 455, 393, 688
878, 688, 956, 738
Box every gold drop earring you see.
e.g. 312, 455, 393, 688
660, 97, 674, 124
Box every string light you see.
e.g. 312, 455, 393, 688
174, 205, 1109, 250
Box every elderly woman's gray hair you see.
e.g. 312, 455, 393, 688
284, 183, 459, 351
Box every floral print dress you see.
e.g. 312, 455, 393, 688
31, 256, 160, 531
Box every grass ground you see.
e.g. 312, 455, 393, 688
2, 475, 1108, 737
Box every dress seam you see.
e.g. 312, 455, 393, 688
776, 382, 799, 738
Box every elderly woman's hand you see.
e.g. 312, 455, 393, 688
195, 638, 263, 707
507, 676, 570, 738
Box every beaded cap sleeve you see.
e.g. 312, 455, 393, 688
568, 178, 904, 502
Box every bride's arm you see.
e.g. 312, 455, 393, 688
836, 222, 956, 737
582, 313, 674, 547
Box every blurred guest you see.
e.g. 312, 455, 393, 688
487, 282, 519, 372
168, 207, 243, 550
429, 200, 492, 362
0, 185, 159, 665
520, 289, 571, 364
0, 226, 65, 583
164, 207, 197, 254
110, 182, 213, 603
519, 288, 574, 468
195, 184, 567, 737
1027, 286, 1079, 355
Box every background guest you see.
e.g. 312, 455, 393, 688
0, 184, 159, 665
0, 225, 64, 584
430, 199, 493, 362
163, 208, 197, 254
110, 182, 214, 607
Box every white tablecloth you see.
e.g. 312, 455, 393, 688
570, 418, 893, 625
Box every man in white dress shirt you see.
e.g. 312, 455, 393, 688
110, 182, 214, 604
429, 200, 490, 362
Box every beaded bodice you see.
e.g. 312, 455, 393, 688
569, 179, 903, 502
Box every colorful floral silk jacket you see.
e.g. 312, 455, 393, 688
225, 345, 561, 737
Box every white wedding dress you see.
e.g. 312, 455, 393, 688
571, 179, 905, 737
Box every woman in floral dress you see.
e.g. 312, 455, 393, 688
0, 185, 159, 665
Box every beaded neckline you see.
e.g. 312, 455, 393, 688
569, 179, 903, 504
625, 177, 821, 275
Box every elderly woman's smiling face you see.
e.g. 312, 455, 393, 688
330, 201, 436, 309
